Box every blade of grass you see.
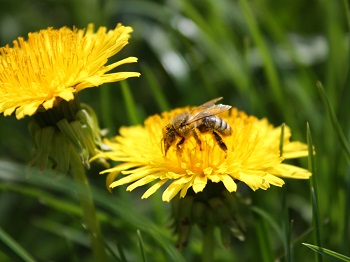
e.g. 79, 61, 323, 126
0, 227, 36, 262
178, 0, 249, 93
317, 81, 350, 163
116, 242, 127, 262
343, 0, 350, 31
137, 229, 147, 262
141, 64, 170, 112
279, 123, 292, 261
250, 206, 283, 240
0, 161, 185, 262
317, 82, 350, 254
322, 1, 347, 105
340, 1, 350, 249
344, 166, 350, 251
281, 187, 292, 262
102, 241, 122, 262
253, 214, 274, 262
0, 183, 84, 217
120, 81, 141, 125
307, 122, 322, 262
302, 243, 350, 262
99, 85, 116, 132
238, 0, 284, 111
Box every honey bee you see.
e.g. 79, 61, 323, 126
162, 97, 232, 155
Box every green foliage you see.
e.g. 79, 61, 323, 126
0, 0, 349, 261
307, 123, 322, 262
303, 243, 350, 262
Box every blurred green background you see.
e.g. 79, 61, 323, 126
0, 0, 349, 261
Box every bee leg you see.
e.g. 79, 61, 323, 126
163, 126, 177, 156
176, 137, 185, 150
212, 131, 227, 151
163, 139, 171, 156
192, 130, 202, 150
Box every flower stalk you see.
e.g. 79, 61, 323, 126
201, 225, 215, 262
70, 146, 107, 261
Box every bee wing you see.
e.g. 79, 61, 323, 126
198, 97, 223, 108
187, 97, 223, 117
186, 104, 231, 124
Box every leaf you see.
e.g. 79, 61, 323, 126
317, 81, 350, 163
0, 227, 36, 262
303, 243, 350, 262
137, 229, 148, 262
307, 123, 322, 262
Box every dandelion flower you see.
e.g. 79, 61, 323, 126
97, 107, 311, 202
0, 23, 140, 119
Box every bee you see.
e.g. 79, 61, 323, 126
162, 97, 232, 155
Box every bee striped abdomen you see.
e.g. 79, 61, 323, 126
214, 116, 232, 135
198, 115, 232, 135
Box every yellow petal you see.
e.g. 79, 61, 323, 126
179, 182, 193, 198
58, 88, 75, 102
172, 176, 193, 185
238, 172, 266, 191
209, 173, 222, 183
269, 163, 311, 179
21, 101, 42, 117
221, 175, 237, 192
100, 162, 141, 174
142, 180, 168, 199
104, 57, 139, 71
127, 175, 159, 191
162, 181, 185, 202
106, 171, 120, 191
110, 168, 155, 187
192, 175, 207, 193
263, 174, 285, 187
283, 142, 309, 159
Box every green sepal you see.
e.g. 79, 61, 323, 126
28, 124, 55, 170
77, 105, 110, 167
27, 97, 110, 173
51, 131, 71, 174
78, 104, 106, 149
56, 119, 90, 169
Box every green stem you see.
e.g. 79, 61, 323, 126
201, 226, 215, 262
70, 147, 107, 261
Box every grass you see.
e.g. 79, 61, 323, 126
0, 0, 349, 261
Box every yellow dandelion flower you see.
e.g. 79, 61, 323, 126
97, 107, 311, 202
0, 23, 140, 119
